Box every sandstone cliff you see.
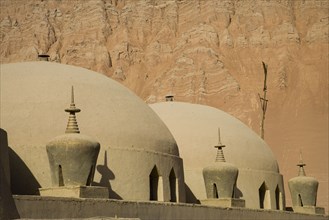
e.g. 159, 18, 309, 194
1, 0, 328, 211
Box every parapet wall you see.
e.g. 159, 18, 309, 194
14, 195, 327, 220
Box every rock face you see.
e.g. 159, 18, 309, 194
0, 0, 327, 212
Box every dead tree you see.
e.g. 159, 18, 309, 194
259, 62, 268, 140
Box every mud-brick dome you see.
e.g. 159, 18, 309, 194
150, 102, 279, 172
1, 62, 183, 201
150, 102, 285, 209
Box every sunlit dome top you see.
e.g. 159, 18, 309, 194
1, 62, 179, 156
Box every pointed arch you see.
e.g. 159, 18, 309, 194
58, 165, 64, 186
213, 183, 219, 198
259, 182, 271, 209
169, 168, 178, 202
149, 166, 159, 201
275, 185, 283, 210
298, 194, 304, 207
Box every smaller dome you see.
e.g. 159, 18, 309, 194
150, 102, 279, 172
150, 102, 284, 209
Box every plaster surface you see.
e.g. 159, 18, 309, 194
100, 147, 186, 202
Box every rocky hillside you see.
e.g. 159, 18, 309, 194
1, 0, 328, 211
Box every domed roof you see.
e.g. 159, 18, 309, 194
1, 62, 178, 156
150, 102, 279, 172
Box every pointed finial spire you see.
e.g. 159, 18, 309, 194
217, 127, 224, 146
214, 128, 226, 162
71, 85, 75, 104
65, 86, 81, 133
297, 150, 306, 176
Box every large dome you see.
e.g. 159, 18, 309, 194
1, 62, 184, 200
1, 62, 178, 156
150, 102, 279, 172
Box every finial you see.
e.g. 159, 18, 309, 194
297, 150, 306, 176
215, 128, 226, 162
217, 127, 225, 146
71, 86, 74, 103
65, 86, 81, 133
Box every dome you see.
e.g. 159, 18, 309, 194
150, 102, 284, 209
1, 62, 186, 201
1, 62, 178, 156
150, 102, 279, 172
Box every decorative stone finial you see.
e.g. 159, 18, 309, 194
297, 150, 306, 176
215, 128, 226, 162
45, 87, 101, 190
201, 128, 244, 207
288, 152, 325, 214
65, 86, 81, 133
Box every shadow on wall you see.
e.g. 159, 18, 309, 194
0, 129, 20, 219
0, 162, 20, 219
235, 187, 244, 199
93, 150, 122, 200
0, 129, 11, 185
8, 147, 41, 195
185, 183, 200, 204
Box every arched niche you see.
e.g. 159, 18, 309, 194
149, 166, 163, 201
169, 168, 178, 202
259, 182, 271, 209
275, 185, 283, 210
